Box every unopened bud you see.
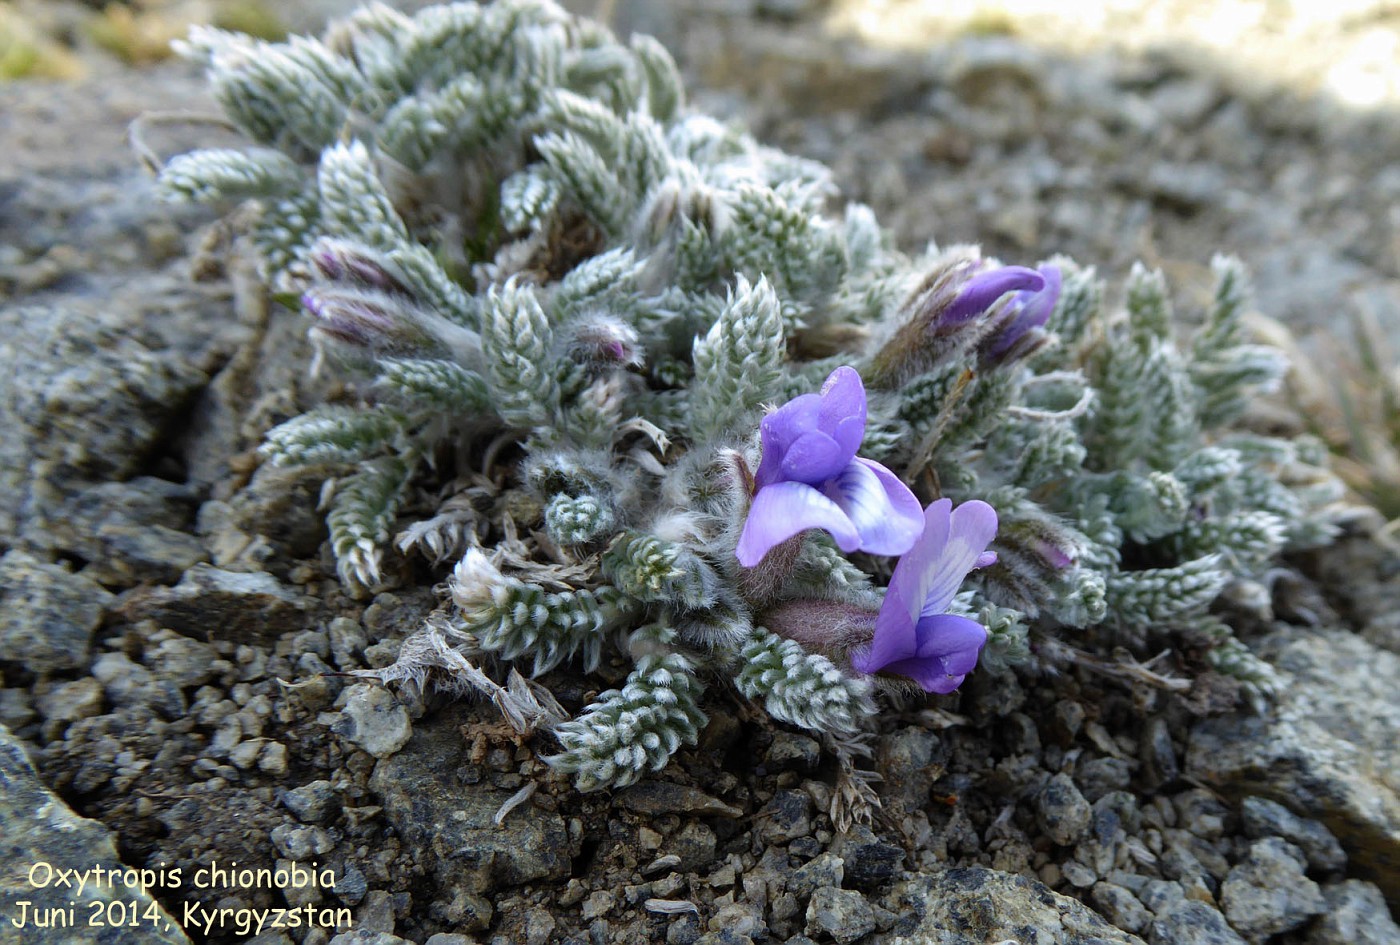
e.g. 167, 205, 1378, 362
566, 314, 644, 369
303, 285, 430, 351
310, 238, 409, 295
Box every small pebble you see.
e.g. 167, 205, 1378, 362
1090, 881, 1152, 934
1240, 796, 1346, 873
1037, 773, 1092, 845
332, 685, 411, 759
805, 887, 875, 945
282, 780, 339, 823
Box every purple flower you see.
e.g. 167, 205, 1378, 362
736, 366, 924, 567
980, 264, 1061, 363
941, 265, 1047, 330
850, 498, 998, 693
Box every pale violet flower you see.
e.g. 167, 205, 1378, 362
736, 366, 923, 567
850, 498, 998, 693
979, 264, 1062, 363
941, 264, 1049, 330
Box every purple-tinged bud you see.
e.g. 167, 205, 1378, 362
565, 314, 644, 370
301, 291, 326, 318
1028, 536, 1074, 570
310, 238, 409, 295
867, 255, 1052, 386
942, 265, 1045, 331
980, 265, 1062, 365
310, 249, 346, 282
303, 285, 427, 351
1000, 516, 1082, 575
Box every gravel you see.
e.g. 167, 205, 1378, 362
1239, 796, 1347, 874
1219, 838, 1325, 940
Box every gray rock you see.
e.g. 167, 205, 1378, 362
27, 477, 205, 587
765, 731, 821, 774
0, 689, 35, 731
332, 685, 412, 759
1186, 627, 1400, 902
1240, 796, 1346, 873
0, 550, 113, 674
618, 780, 743, 818
1219, 838, 1325, 939
670, 820, 718, 872
117, 564, 313, 646
1138, 879, 1185, 915
1076, 756, 1134, 801
1140, 717, 1180, 789
333, 865, 368, 907
830, 826, 904, 890
0, 291, 219, 538
0, 724, 190, 945
281, 780, 340, 824
369, 705, 573, 894
34, 677, 104, 725
1303, 879, 1400, 945
581, 889, 616, 920
436, 887, 492, 931
709, 902, 765, 940
226, 464, 334, 563
1062, 859, 1097, 888
1090, 882, 1152, 934
1150, 900, 1247, 945
270, 823, 338, 861
694, 931, 753, 945
805, 887, 874, 945
523, 907, 557, 945
327, 933, 413, 945
876, 726, 940, 811
667, 913, 703, 945
142, 632, 222, 690
758, 789, 812, 843
790, 852, 844, 900
1037, 772, 1093, 845
90, 652, 154, 709
1174, 790, 1229, 841
882, 868, 1146, 944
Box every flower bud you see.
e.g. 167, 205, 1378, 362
310, 238, 410, 295
565, 313, 644, 370
303, 285, 431, 351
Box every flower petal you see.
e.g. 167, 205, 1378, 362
755, 393, 820, 487
820, 459, 924, 557
942, 266, 1045, 327
885, 498, 952, 629
985, 264, 1062, 360
780, 430, 848, 484
913, 612, 988, 674
919, 499, 999, 618
818, 366, 867, 461
735, 482, 859, 567
851, 594, 916, 675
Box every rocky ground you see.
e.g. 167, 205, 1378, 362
2, 1, 1400, 944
